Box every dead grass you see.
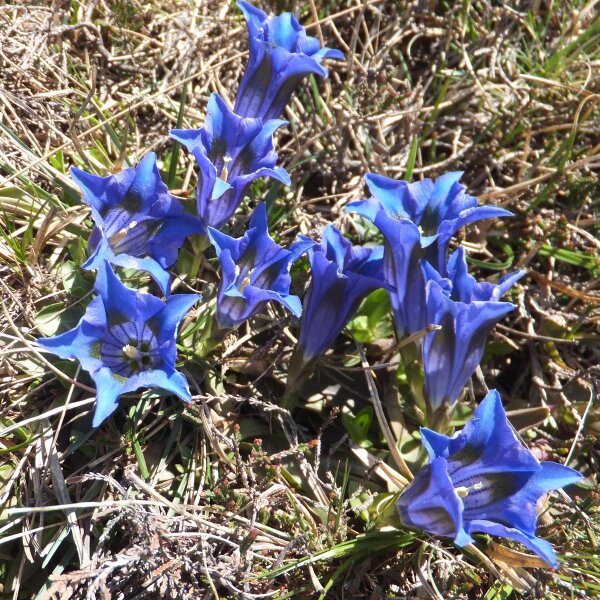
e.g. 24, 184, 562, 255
1, 1, 599, 598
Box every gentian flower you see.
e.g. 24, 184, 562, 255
396, 389, 583, 568
365, 209, 425, 338
171, 93, 290, 230
422, 247, 525, 417
207, 203, 310, 330
349, 172, 512, 273
72, 153, 203, 295
37, 262, 200, 427
234, 1, 344, 120
296, 225, 386, 364
347, 172, 512, 337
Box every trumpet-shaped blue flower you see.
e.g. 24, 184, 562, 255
208, 203, 310, 330
171, 93, 290, 230
396, 389, 582, 568
349, 172, 512, 273
234, 1, 344, 120
72, 153, 203, 295
347, 173, 512, 337
296, 226, 386, 363
422, 248, 525, 413
367, 209, 425, 337
37, 262, 200, 427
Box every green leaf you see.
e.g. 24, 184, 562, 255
484, 580, 514, 600
59, 262, 93, 299
341, 405, 373, 445
35, 302, 84, 337
539, 244, 600, 276
467, 242, 514, 271
346, 289, 393, 343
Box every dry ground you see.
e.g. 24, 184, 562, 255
0, 1, 599, 598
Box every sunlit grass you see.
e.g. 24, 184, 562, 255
0, 1, 598, 598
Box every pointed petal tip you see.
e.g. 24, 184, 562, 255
324, 48, 345, 61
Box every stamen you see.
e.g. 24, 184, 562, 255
109, 220, 139, 247
239, 270, 254, 291
122, 344, 141, 360
220, 155, 233, 181
455, 481, 483, 498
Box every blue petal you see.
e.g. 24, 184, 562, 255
435, 205, 513, 271
396, 457, 471, 545
429, 172, 465, 216
421, 261, 452, 295
148, 214, 205, 267
206, 94, 263, 162
453, 390, 540, 473
494, 270, 527, 299
443, 300, 515, 403
298, 249, 383, 361
217, 296, 249, 330
234, 166, 290, 192
269, 12, 302, 50
82, 233, 116, 272
91, 367, 127, 427
321, 225, 352, 267
446, 247, 474, 302
37, 307, 105, 374
235, 117, 288, 174
466, 520, 559, 568
94, 261, 165, 320
124, 369, 192, 403
420, 427, 454, 460
234, 1, 342, 120
212, 177, 233, 199
207, 227, 241, 260
423, 284, 516, 409
469, 460, 584, 538
249, 201, 268, 231
346, 196, 382, 222
237, 0, 267, 28
157, 293, 201, 345
532, 461, 584, 492
289, 236, 317, 262
170, 127, 204, 151
245, 284, 302, 319
70, 167, 135, 215
373, 210, 425, 337
127, 153, 162, 212
110, 254, 172, 297
445, 248, 524, 304
316, 47, 345, 61
363, 173, 417, 220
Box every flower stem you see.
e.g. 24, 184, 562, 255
196, 315, 229, 357
281, 348, 315, 410
189, 234, 210, 280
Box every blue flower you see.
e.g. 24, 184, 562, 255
348, 173, 512, 337
234, 1, 344, 120
349, 172, 512, 274
171, 93, 290, 230
296, 225, 386, 364
72, 153, 203, 296
396, 390, 583, 568
37, 262, 200, 427
422, 248, 525, 415
365, 209, 426, 338
208, 203, 310, 330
